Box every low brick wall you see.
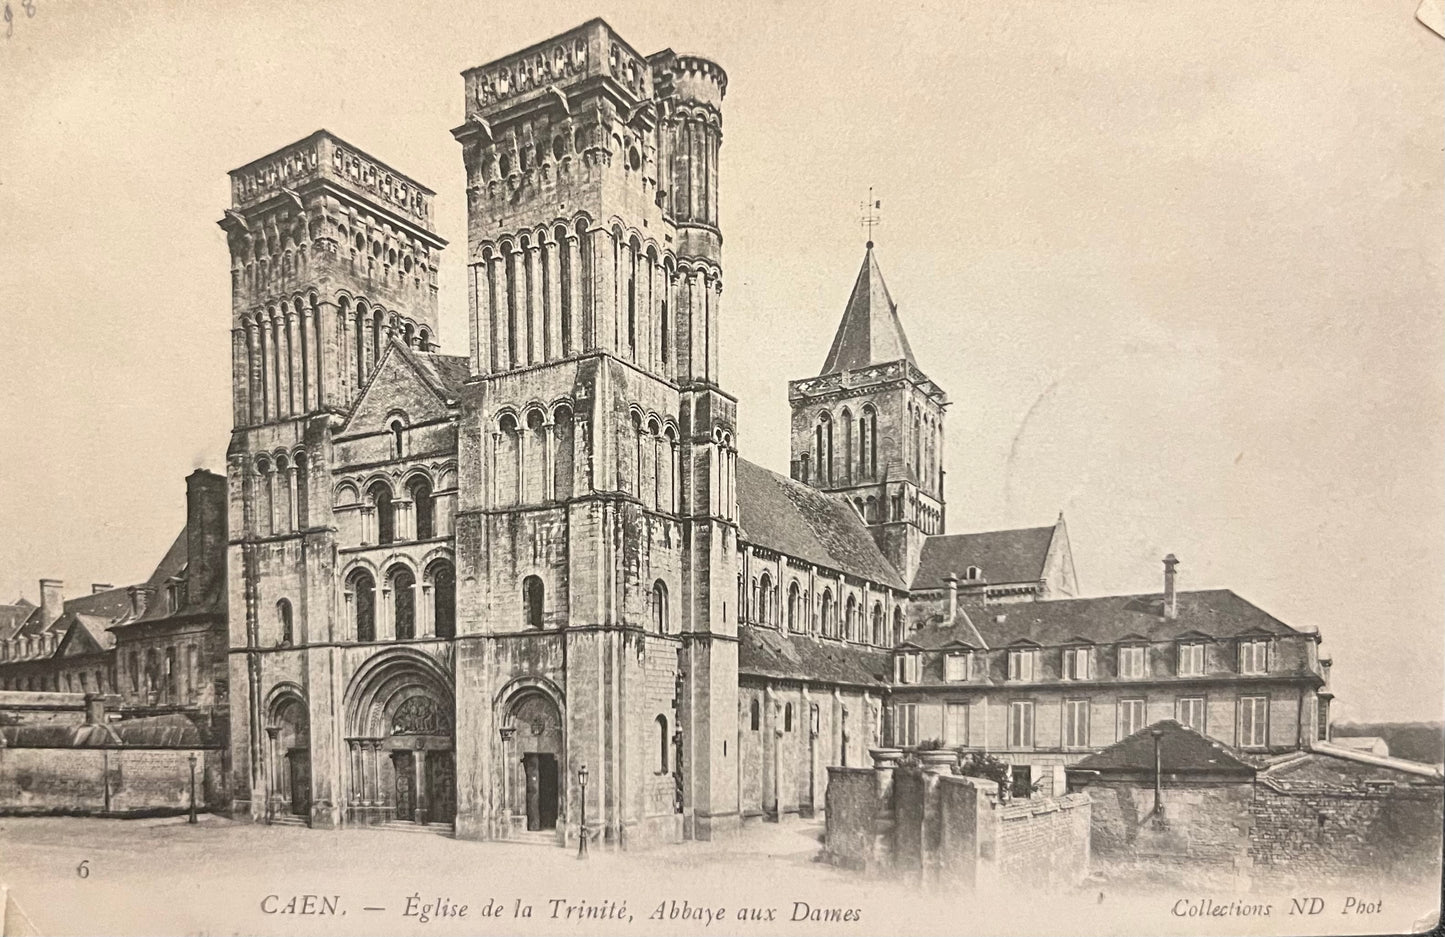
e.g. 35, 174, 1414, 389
1249, 784, 1444, 888
823, 767, 878, 870
0, 746, 221, 816
995, 792, 1092, 890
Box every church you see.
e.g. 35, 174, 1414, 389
219, 19, 1332, 848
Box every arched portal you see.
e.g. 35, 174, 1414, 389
501, 688, 564, 834
343, 651, 456, 826
267, 691, 311, 819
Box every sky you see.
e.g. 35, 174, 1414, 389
0, 0, 1440, 722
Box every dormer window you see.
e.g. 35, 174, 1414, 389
964, 565, 982, 582
166, 583, 180, 614
1178, 641, 1206, 677
1118, 644, 1146, 679
1007, 647, 1037, 682
1063, 646, 1092, 680
945, 652, 971, 682
1239, 638, 1269, 675
895, 651, 921, 685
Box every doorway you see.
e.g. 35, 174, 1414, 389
523, 753, 558, 830
393, 751, 417, 821
286, 749, 311, 816
425, 750, 456, 824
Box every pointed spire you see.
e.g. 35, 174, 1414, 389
819, 244, 917, 375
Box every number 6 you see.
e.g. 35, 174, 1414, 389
76, 860, 89, 879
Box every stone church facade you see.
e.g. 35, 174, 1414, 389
219, 19, 1331, 848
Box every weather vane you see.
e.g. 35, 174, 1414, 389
859, 186, 881, 247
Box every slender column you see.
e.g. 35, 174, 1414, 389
564, 233, 581, 354
299, 303, 313, 412
232, 328, 250, 426
489, 432, 501, 508
277, 313, 293, 418
506, 246, 524, 369
346, 740, 358, 806
410, 579, 421, 639
690, 271, 706, 382
544, 421, 556, 502
487, 254, 504, 371
395, 498, 414, 541
265, 727, 281, 816
286, 466, 299, 531
246, 321, 262, 424
312, 299, 326, 410
359, 310, 374, 384
421, 583, 433, 637
362, 741, 376, 806
654, 257, 667, 374
708, 278, 722, 383
258, 313, 273, 422
337, 307, 352, 404
380, 585, 392, 640
543, 236, 562, 361
525, 241, 542, 365
468, 262, 483, 375
590, 226, 616, 354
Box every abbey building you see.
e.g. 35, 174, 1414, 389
215, 19, 1332, 847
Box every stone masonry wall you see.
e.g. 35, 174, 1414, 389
823, 767, 878, 870
1083, 778, 1254, 890
1249, 784, 1444, 889
826, 754, 1091, 892
0, 746, 221, 815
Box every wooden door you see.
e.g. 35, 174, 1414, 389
286, 749, 311, 817
425, 750, 456, 825
393, 751, 416, 821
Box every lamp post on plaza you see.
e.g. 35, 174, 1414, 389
188, 752, 199, 824
1151, 728, 1164, 817
577, 763, 589, 860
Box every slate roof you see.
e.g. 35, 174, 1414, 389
406, 348, 471, 400
3, 586, 134, 645
912, 524, 1056, 590
819, 246, 917, 375
124, 527, 197, 626
0, 599, 36, 642
61, 614, 118, 654
736, 458, 905, 589
906, 589, 1303, 651
1070, 720, 1256, 776
738, 623, 892, 687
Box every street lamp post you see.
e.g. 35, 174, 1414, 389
188, 752, 199, 824
577, 764, 589, 859
1151, 728, 1164, 818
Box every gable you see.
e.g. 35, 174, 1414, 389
341, 342, 454, 437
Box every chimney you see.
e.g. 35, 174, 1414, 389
83, 692, 106, 725
946, 575, 959, 621
91, 583, 113, 594
39, 578, 64, 628
127, 585, 152, 619
185, 469, 229, 611
1163, 554, 1179, 620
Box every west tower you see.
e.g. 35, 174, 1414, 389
788, 243, 948, 585
450, 20, 739, 845
218, 133, 447, 826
